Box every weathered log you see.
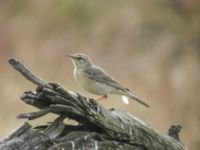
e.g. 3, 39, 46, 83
0, 58, 187, 150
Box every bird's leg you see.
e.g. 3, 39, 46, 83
96, 95, 107, 101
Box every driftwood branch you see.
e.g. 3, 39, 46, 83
8, 58, 46, 86
0, 58, 187, 150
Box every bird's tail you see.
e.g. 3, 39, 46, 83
123, 93, 149, 108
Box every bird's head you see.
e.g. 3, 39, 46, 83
66, 53, 92, 69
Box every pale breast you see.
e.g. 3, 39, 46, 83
74, 68, 112, 95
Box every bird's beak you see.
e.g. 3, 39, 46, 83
65, 54, 75, 59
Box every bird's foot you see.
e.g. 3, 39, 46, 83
96, 95, 107, 101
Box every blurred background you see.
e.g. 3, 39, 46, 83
0, 0, 200, 149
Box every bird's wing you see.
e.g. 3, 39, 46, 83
85, 66, 128, 92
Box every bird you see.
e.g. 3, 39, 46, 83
65, 53, 149, 108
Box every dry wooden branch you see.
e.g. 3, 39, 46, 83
0, 58, 187, 150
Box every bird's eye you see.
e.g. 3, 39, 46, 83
77, 57, 82, 60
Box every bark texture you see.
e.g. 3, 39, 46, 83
0, 58, 186, 150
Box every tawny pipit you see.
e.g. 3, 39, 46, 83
66, 53, 149, 108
